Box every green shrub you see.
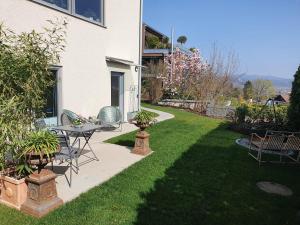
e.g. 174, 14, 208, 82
235, 104, 248, 124
234, 103, 288, 129
0, 20, 66, 176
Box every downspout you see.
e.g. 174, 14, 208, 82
138, 0, 143, 111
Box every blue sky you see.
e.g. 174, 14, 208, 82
143, 0, 300, 79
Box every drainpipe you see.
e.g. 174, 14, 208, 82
138, 0, 143, 112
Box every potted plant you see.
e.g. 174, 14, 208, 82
21, 131, 59, 171
19, 130, 63, 218
0, 98, 30, 210
130, 110, 157, 131
130, 111, 157, 156
72, 118, 84, 128
0, 20, 66, 213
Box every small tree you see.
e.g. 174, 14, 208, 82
177, 36, 187, 45
252, 79, 275, 102
146, 36, 164, 49
243, 80, 253, 100
288, 65, 300, 131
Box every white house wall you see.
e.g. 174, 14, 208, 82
0, 0, 141, 121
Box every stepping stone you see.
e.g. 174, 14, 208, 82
257, 181, 293, 196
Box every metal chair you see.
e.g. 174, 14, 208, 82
283, 135, 300, 162
53, 133, 80, 187
97, 106, 122, 131
61, 109, 89, 126
60, 109, 93, 144
34, 118, 47, 130
249, 130, 300, 165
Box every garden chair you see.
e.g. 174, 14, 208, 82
283, 135, 300, 162
249, 130, 287, 165
97, 106, 122, 131
34, 118, 47, 130
52, 132, 80, 187
61, 109, 90, 126
60, 109, 93, 145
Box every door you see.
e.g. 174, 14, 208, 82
111, 72, 124, 120
43, 70, 58, 126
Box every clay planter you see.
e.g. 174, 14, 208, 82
20, 148, 63, 218
26, 150, 57, 171
136, 123, 150, 131
21, 169, 63, 218
131, 130, 152, 156
129, 121, 152, 156
0, 175, 28, 210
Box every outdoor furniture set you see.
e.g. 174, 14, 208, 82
35, 106, 123, 187
248, 130, 300, 166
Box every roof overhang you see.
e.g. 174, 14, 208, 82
106, 56, 145, 69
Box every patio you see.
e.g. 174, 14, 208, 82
1, 104, 300, 225
50, 107, 174, 202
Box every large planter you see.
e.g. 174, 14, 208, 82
26, 150, 57, 172
21, 169, 63, 218
0, 175, 28, 210
131, 130, 152, 156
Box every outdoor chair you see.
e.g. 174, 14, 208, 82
61, 109, 90, 126
249, 130, 300, 165
61, 109, 93, 142
52, 132, 80, 187
34, 118, 47, 130
97, 106, 122, 131
283, 135, 300, 162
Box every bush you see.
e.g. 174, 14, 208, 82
0, 20, 66, 176
234, 104, 248, 124
234, 103, 288, 129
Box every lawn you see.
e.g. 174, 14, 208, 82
0, 104, 299, 225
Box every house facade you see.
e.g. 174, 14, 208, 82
142, 23, 170, 66
0, 0, 143, 125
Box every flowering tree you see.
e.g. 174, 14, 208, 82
158, 46, 238, 112
159, 48, 208, 98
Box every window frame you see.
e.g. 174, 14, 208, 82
31, 0, 105, 27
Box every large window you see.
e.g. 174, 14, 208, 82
75, 0, 102, 23
34, 0, 104, 25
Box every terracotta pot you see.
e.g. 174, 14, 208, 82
26, 149, 58, 171
26, 152, 55, 166
136, 123, 150, 131
0, 176, 27, 210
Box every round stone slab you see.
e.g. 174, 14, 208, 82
257, 181, 293, 196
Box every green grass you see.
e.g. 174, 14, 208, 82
0, 104, 300, 225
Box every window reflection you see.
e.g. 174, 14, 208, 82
41, 0, 69, 10
75, 0, 101, 22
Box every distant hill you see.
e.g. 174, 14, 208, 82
236, 74, 292, 92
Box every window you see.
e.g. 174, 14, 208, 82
74, 0, 102, 23
34, 0, 104, 25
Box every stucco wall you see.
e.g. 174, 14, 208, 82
0, 0, 141, 121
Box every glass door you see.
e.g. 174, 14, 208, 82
43, 70, 58, 126
111, 72, 124, 121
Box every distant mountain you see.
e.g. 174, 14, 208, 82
236, 74, 292, 92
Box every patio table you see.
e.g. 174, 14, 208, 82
52, 124, 102, 163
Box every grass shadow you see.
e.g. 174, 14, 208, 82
133, 123, 300, 225
112, 140, 135, 147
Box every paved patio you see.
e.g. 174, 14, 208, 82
49, 107, 174, 202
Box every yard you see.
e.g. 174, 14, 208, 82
0, 104, 299, 225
